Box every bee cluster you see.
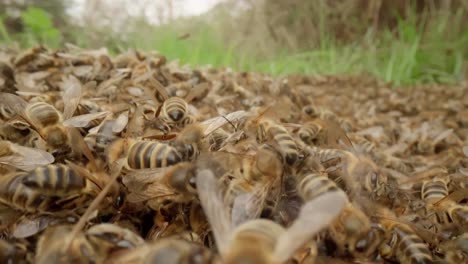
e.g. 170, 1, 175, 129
0, 45, 467, 264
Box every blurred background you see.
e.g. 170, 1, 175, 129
0, 0, 467, 85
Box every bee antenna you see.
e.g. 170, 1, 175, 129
221, 115, 237, 131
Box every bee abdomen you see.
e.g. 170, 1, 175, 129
21, 164, 85, 196
128, 141, 183, 169
2, 173, 56, 212
421, 178, 448, 203
395, 228, 433, 264
163, 97, 187, 122
28, 102, 60, 127
298, 174, 338, 201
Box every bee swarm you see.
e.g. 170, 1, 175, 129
0, 45, 467, 264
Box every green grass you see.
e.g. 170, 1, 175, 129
1, 7, 466, 86
119, 11, 466, 86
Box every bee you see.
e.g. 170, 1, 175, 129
0, 164, 100, 213
13, 46, 47, 68
86, 111, 128, 160
126, 103, 160, 138
302, 105, 353, 132
122, 162, 197, 211
196, 169, 346, 264
306, 147, 379, 192
297, 121, 323, 145
107, 138, 186, 171
207, 128, 230, 151
256, 119, 299, 165
374, 207, 433, 264
110, 237, 217, 264
0, 78, 103, 160
219, 143, 284, 221
35, 225, 98, 264
340, 150, 389, 199
85, 223, 145, 260
296, 156, 372, 257
421, 176, 450, 204
150, 77, 208, 127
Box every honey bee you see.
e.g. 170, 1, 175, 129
341, 150, 389, 199
150, 77, 208, 127
13, 46, 46, 68
109, 237, 217, 264
196, 169, 346, 264
35, 225, 98, 264
0, 164, 99, 213
295, 156, 373, 257
85, 111, 129, 160
256, 119, 299, 165
302, 105, 353, 132
107, 138, 186, 171
85, 223, 145, 259
0, 140, 54, 172
297, 121, 323, 145
0, 78, 103, 160
122, 162, 197, 211
374, 206, 434, 264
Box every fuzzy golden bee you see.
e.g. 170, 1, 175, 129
196, 169, 346, 264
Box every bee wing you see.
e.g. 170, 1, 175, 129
434, 188, 468, 205
461, 167, 468, 176
201, 110, 248, 136
113, 111, 129, 133
61, 75, 82, 119
196, 169, 232, 256
0, 143, 54, 171
185, 82, 210, 103
148, 77, 169, 100
63, 111, 109, 127
316, 119, 354, 150
432, 128, 453, 144
12, 215, 57, 238
123, 167, 169, 186
273, 190, 347, 262
67, 127, 96, 167
463, 146, 468, 156
0, 93, 43, 133
123, 167, 177, 203
231, 184, 268, 227
83, 80, 97, 90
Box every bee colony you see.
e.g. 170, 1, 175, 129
0, 45, 467, 264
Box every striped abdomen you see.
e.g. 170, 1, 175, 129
395, 226, 433, 264
162, 97, 188, 123
298, 121, 321, 145
0, 172, 48, 212
421, 177, 448, 204
21, 164, 85, 197
27, 102, 61, 127
297, 172, 339, 201
264, 122, 298, 165
127, 141, 183, 169
382, 224, 433, 264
